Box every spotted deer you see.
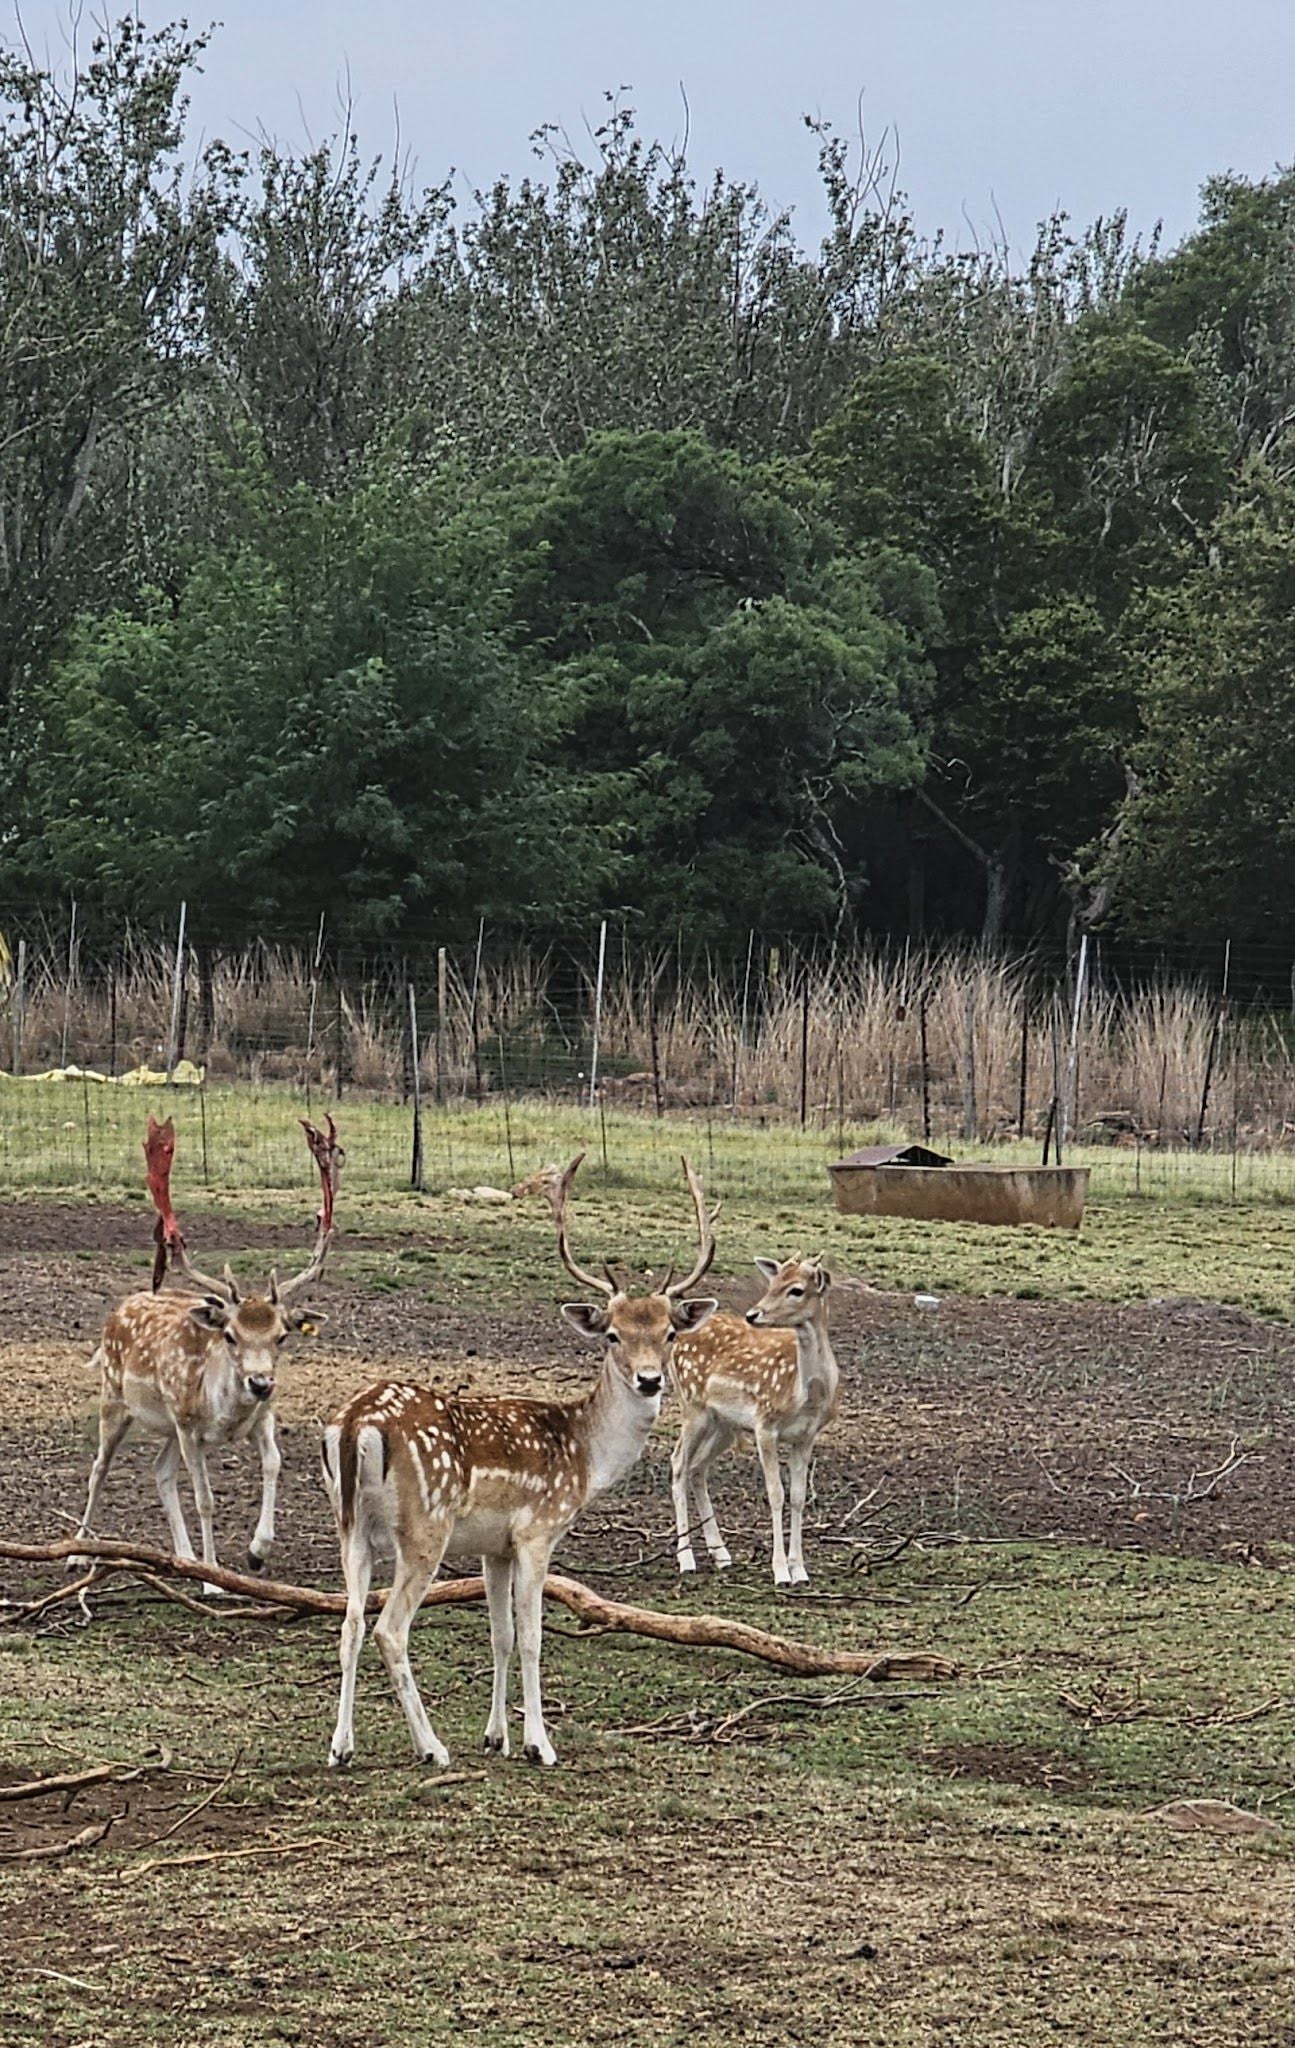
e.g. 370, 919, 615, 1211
321, 1152, 718, 1769
72, 1114, 340, 1587
669, 1254, 841, 1587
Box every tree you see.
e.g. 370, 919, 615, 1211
215, 136, 450, 486
0, 16, 239, 728
1091, 472, 1295, 947
20, 462, 589, 937
499, 430, 931, 936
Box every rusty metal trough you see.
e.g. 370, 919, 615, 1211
828, 1144, 1089, 1231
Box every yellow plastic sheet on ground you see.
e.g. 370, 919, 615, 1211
1, 1060, 206, 1086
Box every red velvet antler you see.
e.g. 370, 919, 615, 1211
274, 1115, 343, 1303
300, 1114, 341, 1235
144, 1114, 184, 1292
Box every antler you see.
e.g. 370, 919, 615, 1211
144, 1114, 237, 1300
274, 1115, 343, 1304
548, 1151, 617, 1299
663, 1155, 720, 1299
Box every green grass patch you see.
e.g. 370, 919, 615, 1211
4, 1077, 1295, 1313
0, 1543, 1292, 2046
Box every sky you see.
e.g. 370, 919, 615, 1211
9, 0, 1295, 257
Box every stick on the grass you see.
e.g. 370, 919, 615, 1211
0, 1537, 959, 1682
0, 1816, 116, 1863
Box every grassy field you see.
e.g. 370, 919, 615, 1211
5, 1075, 1295, 1313
1, 1082, 1294, 2044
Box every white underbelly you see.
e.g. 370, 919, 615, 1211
444, 1510, 516, 1559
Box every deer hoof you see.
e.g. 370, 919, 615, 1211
328, 1746, 353, 1770
773, 1567, 792, 1588
677, 1552, 698, 1574
246, 1549, 267, 1573
482, 1732, 509, 1758
523, 1741, 558, 1767
789, 1563, 809, 1586
712, 1548, 732, 1569
420, 1746, 452, 1770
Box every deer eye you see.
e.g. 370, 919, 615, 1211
665, 1329, 676, 1342
276, 1332, 289, 1346
787, 1286, 805, 1298
224, 1328, 238, 1346
606, 1329, 621, 1344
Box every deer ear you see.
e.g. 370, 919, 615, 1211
189, 1296, 231, 1333
289, 1308, 328, 1335
672, 1296, 719, 1332
561, 1302, 610, 1341
754, 1258, 780, 1282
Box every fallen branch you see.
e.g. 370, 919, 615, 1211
0, 1816, 116, 1863
0, 1761, 142, 1804
542, 1575, 957, 1681
0, 1537, 959, 1683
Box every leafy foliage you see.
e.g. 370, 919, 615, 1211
3, 18, 1295, 952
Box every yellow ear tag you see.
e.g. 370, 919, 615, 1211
300, 1321, 317, 1336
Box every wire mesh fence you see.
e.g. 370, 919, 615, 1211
4, 914, 1295, 1204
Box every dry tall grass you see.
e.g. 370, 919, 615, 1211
3, 935, 1289, 1148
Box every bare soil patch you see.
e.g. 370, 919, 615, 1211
2, 1251, 1292, 1592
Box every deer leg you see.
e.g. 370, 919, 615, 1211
754, 1424, 791, 1586
482, 1553, 515, 1757
692, 1419, 735, 1568
514, 1540, 557, 1766
71, 1401, 132, 1569
175, 1428, 220, 1595
246, 1407, 281, 1570
372, 1529, 452, 1768
672, 1410, 724, 1573
329, 1524, 373, 1769
786, 1441, 813, 1586
152, 1434, 196, 1561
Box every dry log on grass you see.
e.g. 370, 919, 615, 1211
0, 1536, 958, 1684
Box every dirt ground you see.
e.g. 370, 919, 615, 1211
2, 1200, 1292, 1584
3, 1201, 1295, 2046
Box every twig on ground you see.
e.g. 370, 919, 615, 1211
136, 1750, 243, 1850
118, 1835, 332, 1881
0, 1762, 142, 1804
19, 1968, 105, 1992
1031, 1452, 1069, 1496
0, 1814, 118, 1863
0, 1568, 102, 1628
121, 1570, 291, 1624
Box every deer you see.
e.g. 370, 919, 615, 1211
669, 1253, 841, 1588
71, 1113, 340, 1590
321, 1152, 718, 1770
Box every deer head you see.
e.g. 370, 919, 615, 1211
143, 1114, 340, 1394
744, 1254, 832, 1329
548, 1152, 720, 1398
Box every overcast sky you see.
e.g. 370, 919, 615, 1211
11, 0, 1295, 255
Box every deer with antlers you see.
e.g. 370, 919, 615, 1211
321, 1152, 718, 1769
71, 1113, 341, 1588
669, 1254, 841, 1588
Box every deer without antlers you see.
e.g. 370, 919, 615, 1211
72, 1114, 341, 1589
321, 1152, 718, 1769
670, 1253, 841, 1587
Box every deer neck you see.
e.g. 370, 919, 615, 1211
793, 1300, 837, 1401
575, 1363, 659, 1501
